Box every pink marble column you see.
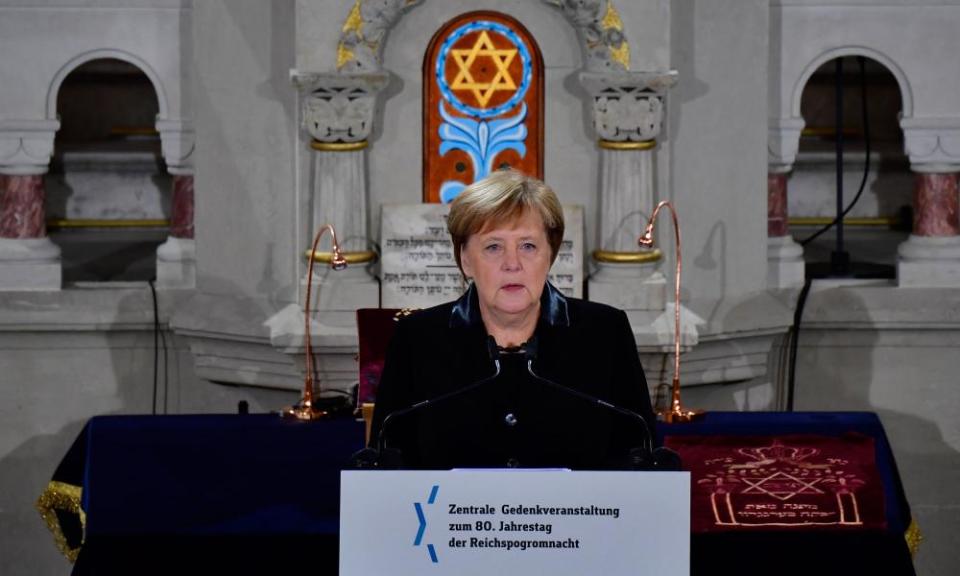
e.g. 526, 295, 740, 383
913, 173, 960, 237
170, 174, 194, 239
768, 172, 789, 237
0, 174, 46, 239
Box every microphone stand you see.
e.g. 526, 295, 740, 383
282, 224, 347, 420
524, 342, 679, 471
358, 337, 502, 468
639, 201, 703, 424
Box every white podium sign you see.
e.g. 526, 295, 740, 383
340, 470, 690, 576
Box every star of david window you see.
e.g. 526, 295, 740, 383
423, 11, 544, 203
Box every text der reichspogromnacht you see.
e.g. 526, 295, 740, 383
448, 504, 621, 519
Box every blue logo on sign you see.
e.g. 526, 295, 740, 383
414, 484, 440, 563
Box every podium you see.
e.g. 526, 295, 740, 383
340, 469, 690, 576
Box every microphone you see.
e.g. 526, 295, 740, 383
523, 336, 679, 471
354, 336, 502, 469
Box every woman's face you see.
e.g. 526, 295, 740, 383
460, 209, 553, 321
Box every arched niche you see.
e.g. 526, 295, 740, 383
47, 57, 171, 282
790, 53, 912, 277
791, 46, 913, 121
47, 48, 170, 122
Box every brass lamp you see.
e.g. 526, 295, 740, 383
282, 224, 348, 420
638, 201, 702, 424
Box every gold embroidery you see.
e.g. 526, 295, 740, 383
905, 518, 923, 557
35, 481, 85, 563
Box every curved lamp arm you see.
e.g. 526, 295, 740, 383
638, 201, 702, 423
283, 224, 347, 420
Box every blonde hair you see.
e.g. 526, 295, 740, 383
447, 169, 564, 274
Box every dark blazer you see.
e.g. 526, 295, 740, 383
370, 283, 656, 470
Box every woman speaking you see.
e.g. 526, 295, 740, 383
370, 170, 655, 470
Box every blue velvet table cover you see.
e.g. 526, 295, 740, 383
72, 414, 365, 574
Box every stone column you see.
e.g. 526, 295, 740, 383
156, 120, 196, 288
579, 71, 676, 310
898, 120, 960, 287
0, 120, 61, 290
295, 73, 388, 319
767, 118, 805, 288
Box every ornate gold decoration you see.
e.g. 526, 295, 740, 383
450, 30, 518, 107
36, 481, 85, 563
337, 44, 356, 71
608, 41, 630, 69
342, 0, 363, 34
598, 139, 656, 151
336, 0, 364, 70
393, 308, 417, 321
905, 518, 923, 557
305, 249, 377, 264
602, 1, 624, 30
602, 3, 630, 69
592, 249, 662, 264
311, 140, 369, 152
362, 402, 376, 445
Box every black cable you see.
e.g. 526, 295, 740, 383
159, 325, 169, 414
148, 279, 159, 415
786, 279, 813, 412
800, 56, 872, 247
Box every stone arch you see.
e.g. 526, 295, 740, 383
336, 0, 631, 73
46, 49, 169, 121
791, 46, 913, 120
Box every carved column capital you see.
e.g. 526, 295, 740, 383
768, 117, 806, 173
0, 120, 60, 175
293, 72, 390, 144
579, 71, 677, 143
900, 118, 960, 173
156, 119, 195, 176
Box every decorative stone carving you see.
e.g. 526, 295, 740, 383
595, 94, 662, 142
337, 0, 426, 73
0, 120, 60, 175
579, 71, 677, 142
541, 0, 630, 71
768, 117, 806, 173
336, 0, 633, 73
900, 118, 960, 173
295, 72, 389, 143
156, 119, 195, 175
